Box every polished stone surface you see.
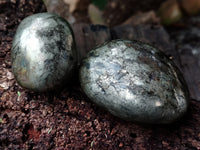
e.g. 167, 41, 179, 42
11, 13, 77, 92
80, 40, 189, 124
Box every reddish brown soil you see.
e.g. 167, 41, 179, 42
1, 0, 200, 149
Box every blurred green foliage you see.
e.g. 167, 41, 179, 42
92, 0, 107, 10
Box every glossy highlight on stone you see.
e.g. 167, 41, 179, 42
11, 13, 77, 92
80, 40, 189, 124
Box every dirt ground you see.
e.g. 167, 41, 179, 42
1, 0, 200, 149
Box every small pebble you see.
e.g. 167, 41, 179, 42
11, 13, 77, 92
119, 142, 123, 148
80, 40, 189, 124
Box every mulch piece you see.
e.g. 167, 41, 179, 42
1, 0, 200, 149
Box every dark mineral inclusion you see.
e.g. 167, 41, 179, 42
11, 13, 77, 92
80, 40, 189, 124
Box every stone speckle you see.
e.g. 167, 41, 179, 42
11, 13, 77, 92
80, 40, 189, 124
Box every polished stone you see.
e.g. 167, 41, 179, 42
11, 13, 77, 92
80, 40, 189, 124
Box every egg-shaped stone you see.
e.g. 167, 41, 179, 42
11, 13, 77, 92
80, 40, 189, 124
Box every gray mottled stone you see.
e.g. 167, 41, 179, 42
80, 40, 189, 124
11, 13, 77, 92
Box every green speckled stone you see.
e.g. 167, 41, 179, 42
11, 13, 77, 92
80, 40, 189, 124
